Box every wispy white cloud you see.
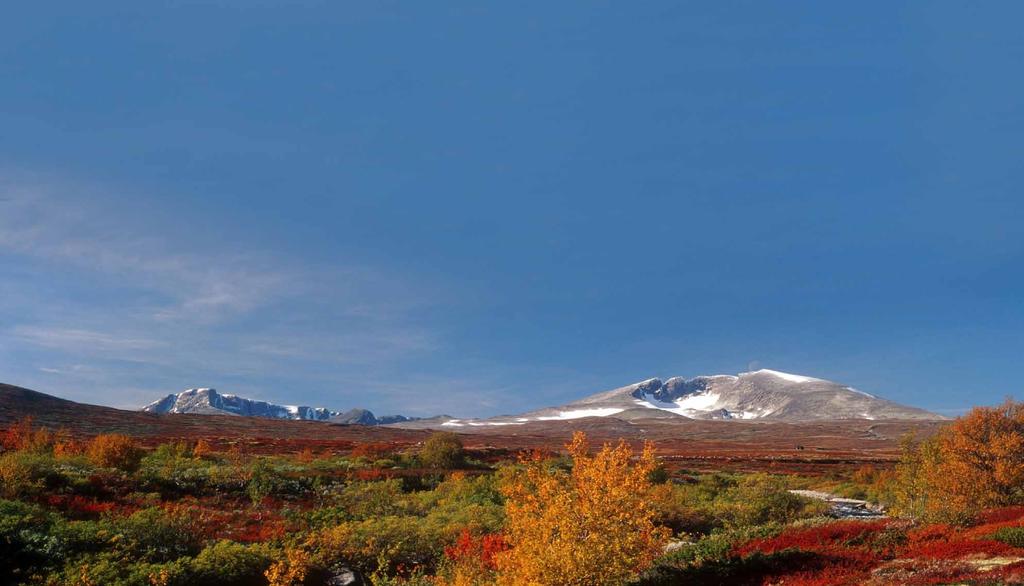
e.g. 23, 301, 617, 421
0, 171, 461, 409
0, 171, 595, 418
0, 185, 303, 323
12, 326, 164, 352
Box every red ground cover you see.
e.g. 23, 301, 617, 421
735, 520, 891, 557
902, 538, 1016, 559
729, 514, 1024, 585
444, 528, 509, 571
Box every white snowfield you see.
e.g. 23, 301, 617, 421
636, 391, 727, 417
536, 407, 625, 420
749, 369, 818, 383
441, 408, 625, 427
441, 420, 525, 427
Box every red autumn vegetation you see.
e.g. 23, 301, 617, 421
718, 505, 1024, 585
4, 402, 1024, 585
735, 520, 893, 557
444, 529, 508, 570
2, 417, 57, 452
350, 441, 400, 459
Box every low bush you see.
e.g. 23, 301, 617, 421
419, 432, 465, 470
0, 453, 44, 499
991, 526, 1024, 547
188, 540, 275, 585
305, 516, 443, 575
246, 459, 285, 505
307, 482, 407, 528
722, 474, 827, 528
86, 434, 142, 472
648, 472, 826, 537
0, 499, 57, 582
1, 417, 53, 454
114, 506, 207, 563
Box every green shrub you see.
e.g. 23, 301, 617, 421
0, 499, 57, 581
647, 464, 670, 485
56, 552, 189, 586
46, 517, 110, 559
311, 479, 409, 526
148, 441, 193, 461
312, 515, 445, 574
417, 473, 502, 509
419, 432, 465, 470
722, 474, 826, 528
647, 473, 826, 538
992, 526, 1024, 547
246, 459, 283, 505
114, 507, 205, 563
648, 483, 718, 536
0, 452, 44, 498
188, 540, 274, 585
140, 446, 218, 497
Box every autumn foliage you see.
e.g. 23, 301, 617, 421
444, 528, 510, 585
495, 432, 670, 586
192, 438, 214, 459
1, 417, 53, 453
86, 433, 142, 472
9, 400, 1024, 586
350, 441, 398, 459
264, 547, 311, 586
892, 400, 1024, 523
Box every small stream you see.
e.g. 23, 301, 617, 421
789, 489, 886, 519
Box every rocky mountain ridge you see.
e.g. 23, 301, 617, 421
142, 388, 416, 426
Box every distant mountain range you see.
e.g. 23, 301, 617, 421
142, 388, 418, 425
433, 369, 944, 428
137, 369, 944, 429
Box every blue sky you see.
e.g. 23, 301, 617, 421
1, 2, 1022, 417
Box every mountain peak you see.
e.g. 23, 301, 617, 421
141, 388, 418, 425
435, 368, 945, 427
144, 388, 339, 420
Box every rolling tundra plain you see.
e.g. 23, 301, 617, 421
6, 375, 1024, 585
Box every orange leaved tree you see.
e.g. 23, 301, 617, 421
86, 433, 142, 472
894, 400, 1024, 523
496, 431, 670, 586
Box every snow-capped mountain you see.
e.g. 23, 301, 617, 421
142, 388, 415, 425
437, 369, 944, 427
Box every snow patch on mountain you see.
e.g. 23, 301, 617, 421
535, 407, 625, 420
634, 392, 721, 417
441, 419, 524, 427
747, 369, 819, 383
